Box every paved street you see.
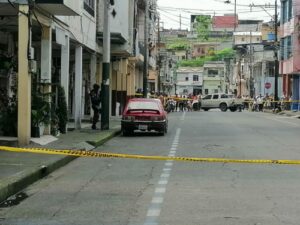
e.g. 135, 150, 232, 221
0, 110, 300, 225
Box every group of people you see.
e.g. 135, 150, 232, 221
242, 93, 293, 112
163, 94, 202, 113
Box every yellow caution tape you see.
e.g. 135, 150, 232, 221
1, 146, 300, 165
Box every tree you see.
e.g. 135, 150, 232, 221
178, 48, 235, 67
195, 15, 212, 41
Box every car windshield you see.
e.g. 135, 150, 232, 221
127, 101, 159, 110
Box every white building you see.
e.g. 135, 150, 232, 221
176, 67, 203, 95
202, 62, 226, 95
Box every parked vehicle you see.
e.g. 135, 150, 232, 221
121, 98, 168, 136
200, 93, 243, 112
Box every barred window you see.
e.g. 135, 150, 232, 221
84, 0, 95, 17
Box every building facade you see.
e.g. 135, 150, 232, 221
280, 0, 300, 110
202, 62, 226, 95
0, 0, 159, 145
175, 67, 203, 96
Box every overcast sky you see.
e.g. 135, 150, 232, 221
157, 0, 278, 30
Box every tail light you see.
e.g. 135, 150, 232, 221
151, 116, 164, 121
123, 116, 135, 121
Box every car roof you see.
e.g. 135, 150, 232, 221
129, 98, 160, 102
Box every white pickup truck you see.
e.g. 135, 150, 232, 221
200, 93, 243, 112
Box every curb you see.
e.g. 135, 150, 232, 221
87, 130, 122, 147
0, 129, 121, 204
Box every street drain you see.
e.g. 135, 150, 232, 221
0, 192, 28, 208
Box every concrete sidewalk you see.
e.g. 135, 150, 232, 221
0, 118, 121, 203
263, 109, 300, 118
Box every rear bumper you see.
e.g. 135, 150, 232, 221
121, 120, 166, 131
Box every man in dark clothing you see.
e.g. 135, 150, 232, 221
90, 84, 101, 129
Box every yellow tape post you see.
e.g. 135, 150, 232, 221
1, 146, 300, 165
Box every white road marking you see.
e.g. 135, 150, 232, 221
155, 188, 166, 193
158, 180, 168, 185
147, 209, 161, 217
180, 111, 186, 121
152, 197, 164, 204
164, 162, 173, 167
160, 173, 170, 178
143, 128, 181, 225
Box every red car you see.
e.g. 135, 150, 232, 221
121, 98, 168, 136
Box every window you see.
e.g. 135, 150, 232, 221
128, 101, 159, 110
193, 75, 199, 81
185, 77, 189, 81
257, 37, 260, 41
84, 0, 95, 16
288, 0, 293, 20
221, 94, 228, 99
287, 35, 292, 58
203, 94, 212, 100
282, 0, 293, 23
281, 36, 293, 60
205, 89, 209, 95
208, 69, 218, 76
282, 0, 287, 23
241, 38, 245, 42
213, 94, 219, 99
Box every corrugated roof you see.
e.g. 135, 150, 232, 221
212, 15, 237, 28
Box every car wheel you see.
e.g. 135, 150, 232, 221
202, 108, 209, 111
220, 103, 227, 112
229, 107, 237, 112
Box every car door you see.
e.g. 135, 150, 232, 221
201, 94, 212, 108
211, 94, 220, 108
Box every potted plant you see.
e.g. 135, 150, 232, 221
31, 89, 51, 137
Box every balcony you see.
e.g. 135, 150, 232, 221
0, 0, 78, 16
36, 0, 79, 16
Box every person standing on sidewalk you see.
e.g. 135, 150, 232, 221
90, 83, 101, 129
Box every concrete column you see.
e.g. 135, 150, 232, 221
90, 54, 97, 88
74, 45, 83, 129
60, 35, 70, 108
41, 25, 52, 135
90, 54, 97, 119
18, 5, 31, 146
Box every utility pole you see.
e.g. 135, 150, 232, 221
224, 0, 237, 31
143, 0, 149, 98
274, 0, 279, 102
157, 16, 161, 93
234, 0, 237, 31
179, 14, 182, 30
249, 31, 254, 98
238, 58, 242, 96
101, 0, 111, 130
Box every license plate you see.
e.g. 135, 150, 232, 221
138, 125, 148, 130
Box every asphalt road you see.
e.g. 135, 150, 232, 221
1, 110, 300, 225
